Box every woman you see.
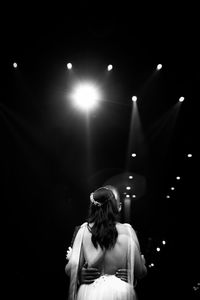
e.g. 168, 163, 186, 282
65, 185, 147, 300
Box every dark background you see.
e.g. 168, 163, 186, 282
1, 2, 199, 299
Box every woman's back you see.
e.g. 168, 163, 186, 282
82, 222, 138, 275
65, 184, 147, 300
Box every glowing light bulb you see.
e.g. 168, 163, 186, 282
156, 64, 162, 70
67, 63, 72, 69
13, 62, 18, 68
179, 96, 185, 102
132, 96, 137, 102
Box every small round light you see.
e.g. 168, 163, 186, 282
132, 96, 137, 102
179, 96, 185, 102
156, 64, 162, 70
13, 62, 18, 68
107, 64, 113, 71
67, 63, 72, 69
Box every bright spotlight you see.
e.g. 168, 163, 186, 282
131, 153, 136, 157
132, 96, 137, 102
179, 96, 185, 102
129, 175, 133, 179
67, 63, 72, 69
71, 82, 101, 111
13, 62, 18, 68
156, 64, 162, 70
126, 186, 131, 190
107, 64, 113, 71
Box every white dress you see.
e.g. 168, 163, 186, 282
77, 274, 136, 300
66, 222, 139, 300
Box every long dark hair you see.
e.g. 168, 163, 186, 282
87, 186, 120, 250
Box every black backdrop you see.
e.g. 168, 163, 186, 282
2, 3, 199, 299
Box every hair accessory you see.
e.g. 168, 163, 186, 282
90, 192, 102, 206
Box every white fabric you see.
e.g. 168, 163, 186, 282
124, 223, 141, 287
77, 275, 136, 300
67, 222, 87, 300
66, 222, 138, 300
125, 224, 135, 287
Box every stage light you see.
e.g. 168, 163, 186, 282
162, 240, 166, 245
107, 64, 113, 71
149, 263, 154, 267
129, 176, 133, 179
125, 194, 130, 198
176, 176, 181, 180
187, 153, 192, 158
13, 62, 18, 68
71, 82, 101, 111
126, 186, 131, 190
179, 96, 185, 102
170, 187, 175, 190
132, 195, 136, 198
132, 96, 137, 102
156, 247, 160, 252
67, 63, 72, 69
166, 195, 170, 198
131, 153, 136, 157
156, 64, 162, 70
